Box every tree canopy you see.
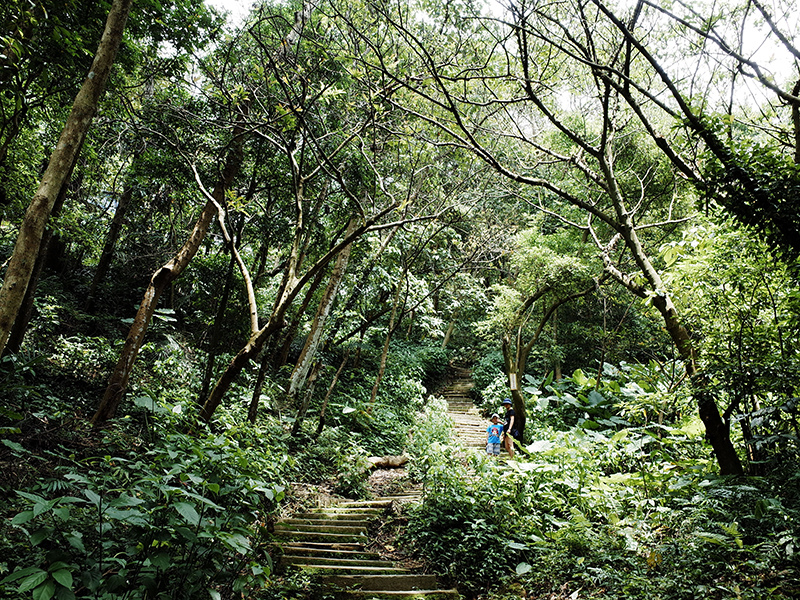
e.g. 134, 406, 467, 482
1, 0, 798, 598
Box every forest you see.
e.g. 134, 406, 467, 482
0, 0, 798, 598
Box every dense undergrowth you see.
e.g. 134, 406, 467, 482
2, 320, 799, 600
0, 334, 442, 600
405, 367, 800, 600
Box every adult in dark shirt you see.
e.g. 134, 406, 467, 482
502, 398, 518, 458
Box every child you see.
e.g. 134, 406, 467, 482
486, 413, 504, 456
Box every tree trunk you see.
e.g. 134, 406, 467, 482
200, 319, 285, 422
316, 349, 349, 437
92, 134, 245, 424
4, 182, 70, 355
369, 270, 405, 409
248, 350, 273, 424
85, 182, 135, 313
287, 218, 356, 401
199, 251, 237, 402
650, 283, 744, 475
501, 335, 527, 438
272, 267, 327, 370
0, 0, 133, 356
442, 317, 456, 349
291, 360, 322, 435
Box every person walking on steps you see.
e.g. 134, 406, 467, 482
502, 398, 519, 458
486, 413, 504, 457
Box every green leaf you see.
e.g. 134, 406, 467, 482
50, 569, 73, 589
84, 490, 101, 506
32, 579, 56, 600
133, 396, 157, 411
11, 510, 35, 525
18, 570, 48, 592
1, 566, 44, 584
66, 532, 85, 553
174, 502, 200, 526
30, 527, 53, 546
516, 562, 532, 575
2, 439, 26, 453
16, 490, 46, 504
33, 499, 58, 517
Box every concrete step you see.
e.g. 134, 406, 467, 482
275, 523, 368, 535
341, 590, 460, 599
287, 564, 411, 574
279, 541, 366, 552
274, 530, 367, 543
308, 508, 386, 516
282, 555, 398, 568
280, 545, 380, 559
322, 573, 440, 591
280, 513, 372, 527
338, 499, 393, 508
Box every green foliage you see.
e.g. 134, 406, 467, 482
406, 395, 455, 476
292, 427, 371, 499
472, 349, 505, 394
663, 221, 800, 469
700, 127, 800, 264
0, 402, 288, 600
407, 363, 800, 599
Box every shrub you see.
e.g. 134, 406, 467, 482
0, 400, 288, 600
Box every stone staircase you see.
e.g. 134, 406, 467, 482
275, 491, 459, 598
273, 367, 487, 598
441, 372, 485, 450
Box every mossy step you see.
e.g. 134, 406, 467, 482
274, 530, 367, 543
279, 541, 366, 552
298, 511, 377, 519
322, 574, 440, 591
310, 507, 387, 515
337, 500, 393, 508
378, 495, 421, 502
289, 564, 410, 574
282, 555, 397, 568
283, 518, 371, 527
276, 523, 367, 534
338, 590, 460, 599
280, 545, 380, 559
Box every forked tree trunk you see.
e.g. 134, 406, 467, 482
248, 350, 273, 424
0, 0, 133, 356
92, 134, 246, 424
316, 349, 349, 437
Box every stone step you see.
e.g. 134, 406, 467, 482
288, 563, 411, 574
286, 517, 373, 526
280, 545, 380, 559
341, 590, 460, 599
282, 555, 397, 568
309, 507, 386, 516
279, 541, 366, 552
322, 574, 440, 591
275, 523, 368, 535
338, 499, 393, 508
274, 530, 367, 543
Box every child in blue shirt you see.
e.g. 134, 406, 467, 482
486, 413, 504, 456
